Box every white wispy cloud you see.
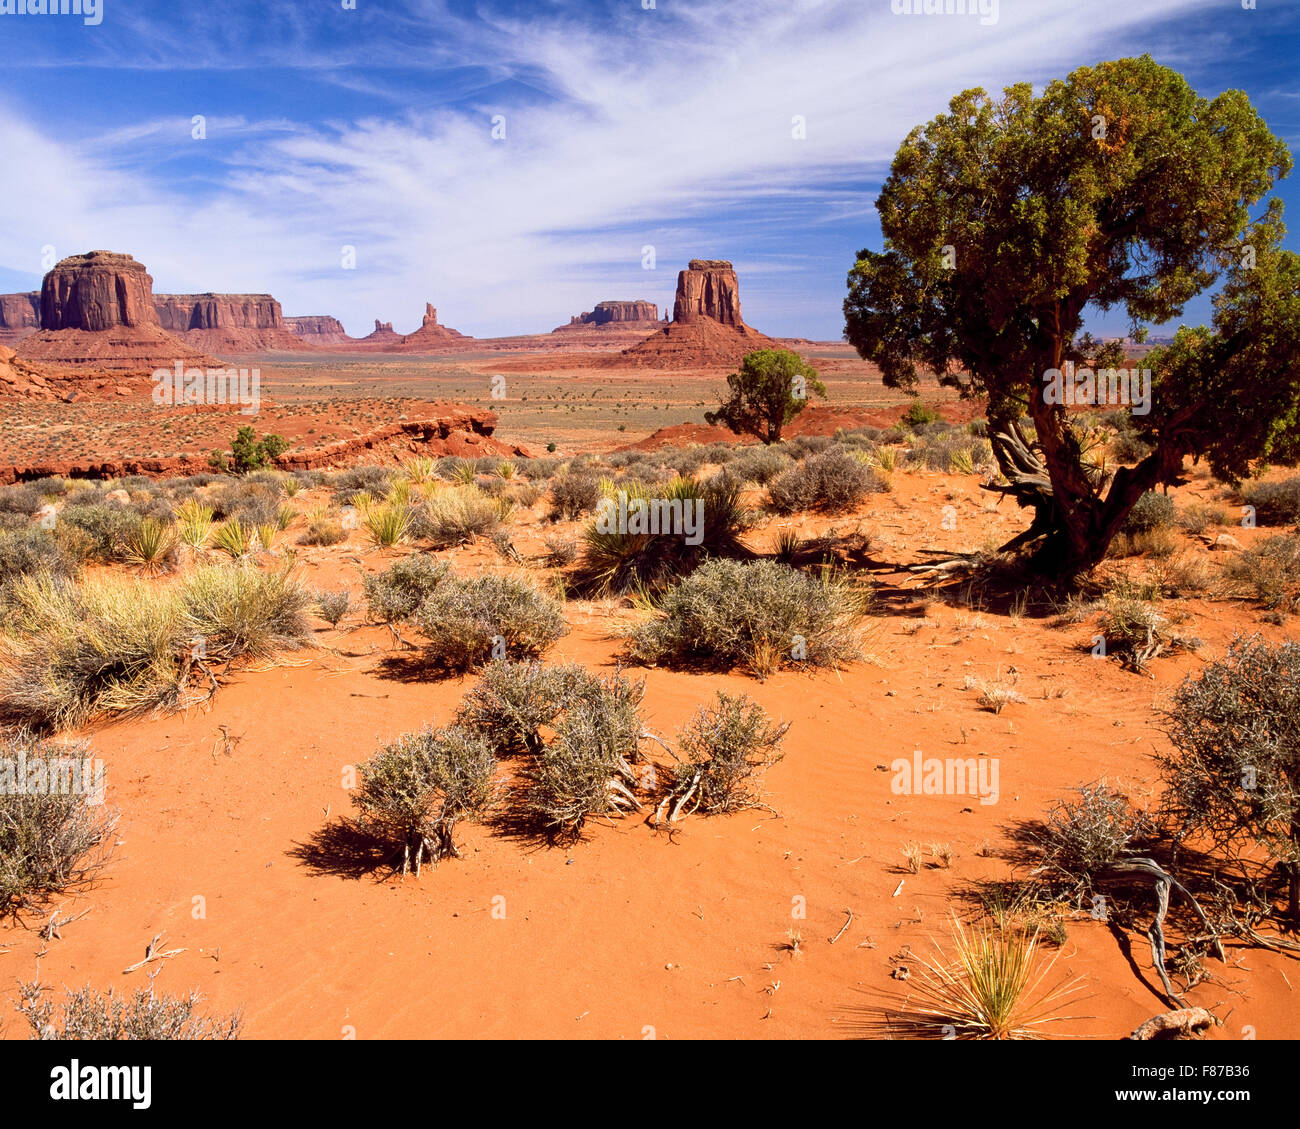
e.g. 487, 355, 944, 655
0, 0, 1229, 337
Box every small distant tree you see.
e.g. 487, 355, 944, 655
211, 426, 289, 474
705, 349, 826, 445
1158, 636, 1300, 925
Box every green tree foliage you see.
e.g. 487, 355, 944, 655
844, 56, 1297, 574
705, 349, 826, 445
210, 426, 290, 475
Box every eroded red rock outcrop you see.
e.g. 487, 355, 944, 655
560, 300, 661, 328
154, 292, 308, 353
672, 260, 742, 326
0, 407, 524, 485
395, 302, 471, 351
0, 292, 40, 344
17, 252, 220, 372
285, 315, 351, 345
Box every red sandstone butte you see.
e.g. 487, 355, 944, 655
0, 292, 40, 345
615, 258, 779, 368
17, 251, 221, 372
154, 292, 308, 353
284, 315, 351, 346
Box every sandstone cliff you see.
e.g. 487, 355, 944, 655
0, 292, 40, 344
285, 315, 351, 345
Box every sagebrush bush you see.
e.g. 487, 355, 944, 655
1031, 782, 1151, 900
547, 471, 601, 520
183, 564, 313, 664
522, 671, 643, 840
0, 528, 79, 614
768, 447, 881, 514
456, 661, 596, 757
409, 486, 504, 547
670, 692, 788, 815
329, 465, 392, 506
731, 445, 792, 485
59, 503, 142, 562
1160, 635, 1300, 922
352, 725, 498, 874
0, 484, 43, 515
630, 558, 865, 676
211, 481, 281, 526
16, 980, 242, 1040
0, 731, 118, 917
1240, 475, 1300, 526
411, 573, 567, 672
1220, 534, 1300, 611
314, 588, 352, 627
1121, 491, 1176, 534
363, 553, 449, 626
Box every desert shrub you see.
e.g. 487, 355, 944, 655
663, 446, 710, 477
456, 660, 596, 758
0, 484, 43, 515
0, 528, 79, 613
1121, 490, 1176, 534
1031, 782, 1151, 900
768, 448, 881, 514
1096, 593, 1196, 671
314, 589, 352, 627
211, 481, 281, 526
0, 732, 117, 917
1110, 430, 1153, 463
410, 574, 567, 672
59, 503, 142, 562
505, 480, 541, 508
1240, 475, 1300, 526
522, 672, 643, 840
1159, 635, 1300, 922
300, 519, 346, 547
784, 434, 832, 460
409, 486, 503, 547
1175, 502, 1229, 534
329, 465, 392, 506
1220, 534, 1300, 611
523, 456, 563, 479
903, 402, 942, 428
669, 692, 788, 815
572, 475, 747, 595
547, 471, 601, 520
630, 558, 864, 676
351, 725, 498, 874
1107, 526, 1179, 560
16, 980, 242, 1040
543, 534, 578, 566
210, 426, 289, 475
732, 445, 792, 485
363, 553, 450, 626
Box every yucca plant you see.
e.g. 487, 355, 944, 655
880, 917, 1085, 1039
495, 461, 517, 480
281, 475, 301, 497
349, 489, 376, 514
174, 500, 214, 550
123, 517, 177, 574
212, 519, 254, 559
275, 503, 296, 531
402, 456, 437, 484
573, 475, 747, 595
449, 461, 476, 485
875, 447, 897, 472
773, 529, 802, 564
948, 447, 976, 475
254, 524, 278, 552
386, 478, 413, 507
364, 502, 411, 548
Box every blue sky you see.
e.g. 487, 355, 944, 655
1, 0, 1297, 340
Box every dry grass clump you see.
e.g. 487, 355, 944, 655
0, 731, 118, 918
16, 978, 243, 1040
0, 564, 312, 729
1239, 475, 1300, 526
877, 917, 1086, 1040
351, 725, 499, 875
1096, 592, 1198, 672
1220, 534, 1300, 612
410, 486, 505, 547
629, 558, 865, 677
